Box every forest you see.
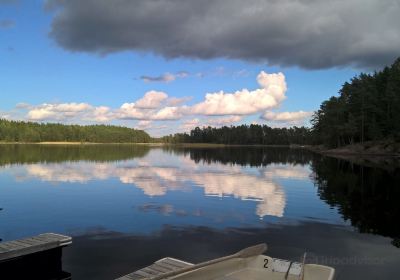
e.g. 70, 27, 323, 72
161, 125, 311, 145
0, 119, 151, 143
311, 58, 400, 147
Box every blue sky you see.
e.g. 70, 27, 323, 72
1, 1, 394, 136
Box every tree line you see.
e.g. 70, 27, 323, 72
161, 125, 312, 145
0, 119, 151, 143
311, 58, 400, 147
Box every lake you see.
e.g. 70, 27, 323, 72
0, 144, 399, 279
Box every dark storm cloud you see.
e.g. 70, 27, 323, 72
46, 0, 400, 69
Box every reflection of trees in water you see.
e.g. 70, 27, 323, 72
0, 144, 150, 166
164, 147, 314, 167
0, 207, 2, 242
311, 156, 400, 248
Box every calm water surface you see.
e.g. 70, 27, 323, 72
0, 145, 399, 279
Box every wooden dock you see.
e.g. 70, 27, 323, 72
0, 233, 72, 279
0, 233, 72, 261
116, 257, 194, 280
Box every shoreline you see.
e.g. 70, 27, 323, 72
0, 142, 300, 148
0, 142, 166, 146
307, 142, 400, 170
308, 141, 400, 158
317, 152, 400, 170
163, 143, 300, 148
1, 141, 399, 157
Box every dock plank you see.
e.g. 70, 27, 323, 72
16, 238, 46, 246
159, 258, 190, 269
1, 241, 32, 250
127, 273, 144, 280
147, 264, 170, 273
118, 274, 140, 280
141, 268, 159, 275
153, 262, 184, 272
116, 257, 193, 280
133, 270, 155, 278
35, 233, 65, 241
0, 233, 72, 262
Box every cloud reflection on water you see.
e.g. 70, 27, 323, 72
20, 156, 311, 219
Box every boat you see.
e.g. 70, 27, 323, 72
117, 244, 335, 280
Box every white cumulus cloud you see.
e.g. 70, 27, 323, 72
167, 96, 192, 106
180, 116, 242, 131
92, 106, 112, 122
117, 105, 182, 121
262, 111, 313, 123
116, 91, 181, 121
207, 116, 242, 125
152, 107, 182, 120
190, 71, 287, 115
135, 90, 168, 109
136, 120, 152, 129
181, 118, 201, 131
27, 103, 92, 121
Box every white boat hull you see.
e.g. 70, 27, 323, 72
168, 255, 334, 280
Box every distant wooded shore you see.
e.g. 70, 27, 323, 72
1, 141, 399, 158
1, 58, 399, 154
0, 141, 162, 145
